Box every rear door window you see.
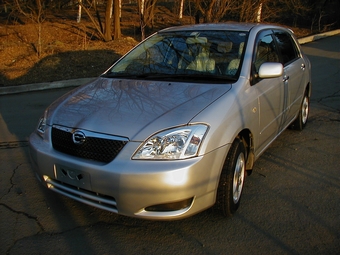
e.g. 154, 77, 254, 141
273, 30, 299, 66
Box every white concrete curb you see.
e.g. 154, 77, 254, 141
0, 78, 96, 95
298, 29, 340, 44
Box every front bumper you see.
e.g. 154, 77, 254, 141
29, 131, 229, 220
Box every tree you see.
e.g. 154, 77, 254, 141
138, 0, 146, 40
113, 0, 121, 39
79, 0, 121, 42
14, 0, 45, 57
194, 0, 236, 23
254, 1, 281, 23
104, 0, 113, 41
179, 0, 184, 19
237, 0, 260, 22
234, 0, 309, 24
280, 0, 311, 27
138, 0, 157, 40
307, 0, 339, 32
256, 2, 262, 22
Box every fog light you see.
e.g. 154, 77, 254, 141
145, 197, 193, 212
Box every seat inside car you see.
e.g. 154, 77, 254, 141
186, 43, 215, 73
211, 41, 233, 75
226, 42, 244, 76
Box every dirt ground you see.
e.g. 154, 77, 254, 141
0, 5, 310, 87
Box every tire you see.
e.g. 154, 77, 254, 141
291, 91, 309, 131
216, 138, 246, 217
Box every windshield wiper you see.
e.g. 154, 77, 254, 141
102, 72, 237, 82
102, 72, 166, 79
102, 72, 174, 79
102, 73, 134, 78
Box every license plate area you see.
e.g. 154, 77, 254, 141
54, 165, 92, 190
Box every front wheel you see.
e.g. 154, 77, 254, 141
216, 138, 246, 217
291, 91, 309, 131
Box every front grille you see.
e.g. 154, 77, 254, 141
44, 176, 118, 213
51, 126, 128, 163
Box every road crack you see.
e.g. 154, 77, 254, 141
0, 163, 23, 201
7, 163, 22, 196
0, 203, 45, 232
315, 88, 340, 112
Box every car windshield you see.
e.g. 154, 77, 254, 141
105, 30, 248, 82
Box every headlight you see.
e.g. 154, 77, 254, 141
133, 125, 208, 160
36, 110, 48, 138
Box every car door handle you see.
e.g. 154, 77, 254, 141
301, 63, 306, 70
283, 75, 289, 82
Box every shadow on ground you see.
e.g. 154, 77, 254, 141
0, 49, 122, 86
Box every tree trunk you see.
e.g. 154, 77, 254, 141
104, 0, 113, 42
257, 2, 262, 22
179, 0, 184, 19
77, 0, 82, 23
149, 0, 156, 28
205, 7, 212, 23
113, 0, 121, 39
139, 0, 146, 40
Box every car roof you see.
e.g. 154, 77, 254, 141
159, 23, 258, 33
158, 22, 287, 34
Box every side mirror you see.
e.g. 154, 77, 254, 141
258, 62, 283, 79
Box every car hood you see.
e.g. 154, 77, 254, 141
48, 77, 231, 141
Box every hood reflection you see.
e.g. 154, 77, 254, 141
51, 77, 231, 138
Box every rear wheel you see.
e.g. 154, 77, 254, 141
291, 91, 309, 130
216, 138, 246, 217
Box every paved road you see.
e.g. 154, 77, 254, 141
1, 35, 339, 255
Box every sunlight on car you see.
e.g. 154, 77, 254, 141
29, 23, 311, 220
163, 169, 189, 186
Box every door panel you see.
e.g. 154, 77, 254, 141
282, 58, 306, 125
273, 30, 306, 127
255, 77, 284, 156
251, 30, 284, 157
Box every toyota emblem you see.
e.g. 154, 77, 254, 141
72, 130, 86, 145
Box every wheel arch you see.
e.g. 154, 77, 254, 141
305, 82, 311, 98
236, 129, 255, 171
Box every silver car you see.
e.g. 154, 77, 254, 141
29, 23, 311, 220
